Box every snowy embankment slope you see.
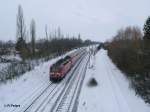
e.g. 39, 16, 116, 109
0, 63, 10, 71
0, 49, 76, 111
78, 49, 150, 112
1, 54, 22, 61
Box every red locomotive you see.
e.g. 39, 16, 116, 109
49, 49, 85, 82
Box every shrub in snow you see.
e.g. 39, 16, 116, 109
87, 78, 98, 87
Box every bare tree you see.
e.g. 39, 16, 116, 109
45, 25, 48, 40
30, 19, 36, 56
16, 5, 29, 60
57, 27, 61, 38
16, 5, 26, 41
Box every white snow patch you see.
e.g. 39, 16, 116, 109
0, 49, 78, 112
78, 49, 150, 112
0, 63, 10, 70
2, 54, 22, 61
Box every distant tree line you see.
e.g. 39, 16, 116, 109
106, 16, 150, 103
15, 5, 95, 61
0, 40, 15, 55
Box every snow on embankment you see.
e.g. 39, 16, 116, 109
0, 49, 77, 111
0, 63, 10, 71
1, 54, 22, 62
78, 49, 150, 112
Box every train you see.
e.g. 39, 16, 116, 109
49, 49, 86, 82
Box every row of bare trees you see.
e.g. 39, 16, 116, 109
15, 5, 95, 61
0, 5, 96, 83
107, 16, 150, 103
107, 27, 143, 74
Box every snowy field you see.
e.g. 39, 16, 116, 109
78, 49, 150, 112
1, 47, 149, 112
0, 49, 77, 112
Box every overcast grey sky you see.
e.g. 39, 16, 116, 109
0, 0, 150, 42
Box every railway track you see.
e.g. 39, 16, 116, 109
0, 81, 49, 112
70, 54, 90, 112
34, 53, 88, 112
1, 51, 89, 112
50, 53, 90, 112
8, 51, 87, 112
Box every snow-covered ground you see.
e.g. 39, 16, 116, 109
1, 47, 149, 112
0, 63, 10, 71
0, 54, 21, 71
0, 49, 77, 112
1, 54, 22, 62
78, 49, 150, 112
